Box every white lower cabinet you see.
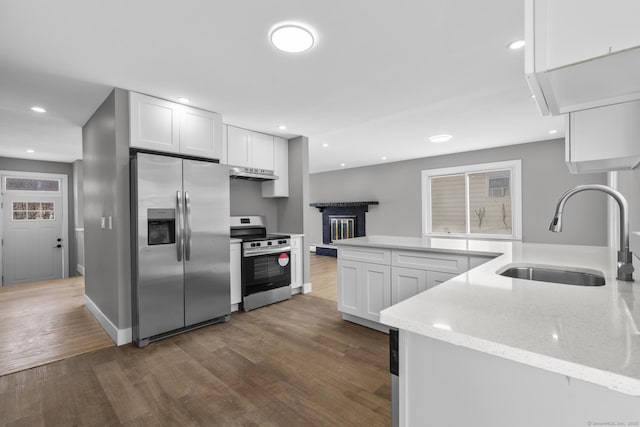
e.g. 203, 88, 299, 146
338, 258, 391, 322
339, 245, 495, 329
392, 267, 427, 305
230, 242, 241, 308
289, 235, 303, 290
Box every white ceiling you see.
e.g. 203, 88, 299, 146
0, 0, 564, 173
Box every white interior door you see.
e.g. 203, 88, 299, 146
1, 173, 67, 286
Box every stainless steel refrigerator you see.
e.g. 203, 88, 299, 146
131, 152, 230, 347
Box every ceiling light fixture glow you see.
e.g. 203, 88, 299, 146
278, 124, 287, 130
549, 129, 558, 134
508, 40, 525, 50
340, 162, 346, 167
322, 143, 329, 148
270, 24, 315, 53
381, 156, 387, 160
177, 97, 190, 104
26, 149, 35, 153
31, 106, 46, 113
428, 134, 452, 143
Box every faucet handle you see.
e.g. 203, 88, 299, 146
617, 250, 634, 281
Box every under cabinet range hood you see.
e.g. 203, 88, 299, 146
229, 166, 278, 181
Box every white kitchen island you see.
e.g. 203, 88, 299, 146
336, 236, 640, 427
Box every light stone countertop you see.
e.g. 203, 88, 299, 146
230, 238, 242, 244
335, 235, 640, 396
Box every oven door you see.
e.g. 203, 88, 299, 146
242, 250, 291, 296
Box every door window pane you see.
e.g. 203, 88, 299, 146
12, 201, 55, 221
5, 177, 60, 192
430, 175, 466, 234
468, 172, 512, 235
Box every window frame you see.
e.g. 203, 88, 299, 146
421, 160, 522, 240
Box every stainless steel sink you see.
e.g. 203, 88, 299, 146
496, 264, 605, 286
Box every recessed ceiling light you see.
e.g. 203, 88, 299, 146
278, 124, 287, 130
340, 163, 346, 167
530, 94, 536, 99
508, 40, 525, 50
177, 97, 190, 104
381, 156, 387, 160
428, 134, 452, 143
322, 143, 329, 148
270, 24, 315, 53
26, 149, 35, 153
31, 106, 46, 113
549, 129, 558, 134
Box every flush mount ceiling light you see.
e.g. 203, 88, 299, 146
270, 24, 315, 53
381, 156, 387, 160
322, 143, 329, 148
177, 97, 190, 104
26, 149, 35, 153
278, 124, 287, 130
339, 163, 346, 167
508, 40, 525, 50
549, 129, 558, 134
31, 106, 46, 113
428, 134, 452, 143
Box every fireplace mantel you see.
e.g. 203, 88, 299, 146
310, 201, 379, 212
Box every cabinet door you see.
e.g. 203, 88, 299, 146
392, 267, 427, 305
227, 126, 251, 167
338, 259, 361, 316
262, 136, 289, 198
251, 132, 274, 171
230, 243, 241, 305
361, 263, 391, 322
130, 92, 180, 153
426, 271, 457, 290
179, 106, 222, 160
289, 236, 302, 287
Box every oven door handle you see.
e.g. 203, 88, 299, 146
243, 247, 291, 257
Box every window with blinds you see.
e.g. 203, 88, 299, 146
422, 160, 521, 239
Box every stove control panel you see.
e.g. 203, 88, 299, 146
243, 239, 290, 256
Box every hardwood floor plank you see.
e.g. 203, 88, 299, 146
0, 276, 114, 377
0, 251, 391, 425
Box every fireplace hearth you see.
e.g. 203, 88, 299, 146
310, 201, 379, 257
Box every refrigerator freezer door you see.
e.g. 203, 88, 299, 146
135, 153, 185, 339
183, 159, 231, 326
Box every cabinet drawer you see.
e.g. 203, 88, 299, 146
392, 250, 468, 273
339, 247, 391, 265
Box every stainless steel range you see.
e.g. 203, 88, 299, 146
230, 216, 291, 311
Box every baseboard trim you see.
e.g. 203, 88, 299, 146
77, 264, 85, 275
310, 245, 316, 252
342, 313, 390, 333
302, 282, 312, 294
83, 294, 132, 346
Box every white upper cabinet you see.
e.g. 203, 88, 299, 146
566, 100, 640, 173
130, 92, 222, 160
226, 125, 275, 171
179, 106, 222, 159
262, 136, 289, 198
525, 0, 640, 115
130, 92, 180, 153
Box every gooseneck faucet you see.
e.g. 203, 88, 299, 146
549, 184, 634, 282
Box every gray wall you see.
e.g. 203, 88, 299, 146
230, 179, 279, 231
617, 168, 640, 247
0, 157, 77, 277
82, 88, 131, 329
307, 139, 608, 247
277, 136, 311, 283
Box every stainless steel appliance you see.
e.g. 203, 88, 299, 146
229, 166, 278, 181
230, 216, 291, 311
390, 328, 399, 427
131, 152, 231, 347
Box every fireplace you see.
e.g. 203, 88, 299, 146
310, 201, 379, 257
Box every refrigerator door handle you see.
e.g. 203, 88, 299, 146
184, 191, 192, 261
176, 190, 183, 262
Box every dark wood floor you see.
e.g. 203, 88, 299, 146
0, 254, 390, 426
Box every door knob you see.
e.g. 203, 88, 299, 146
53, 244, 62, 248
